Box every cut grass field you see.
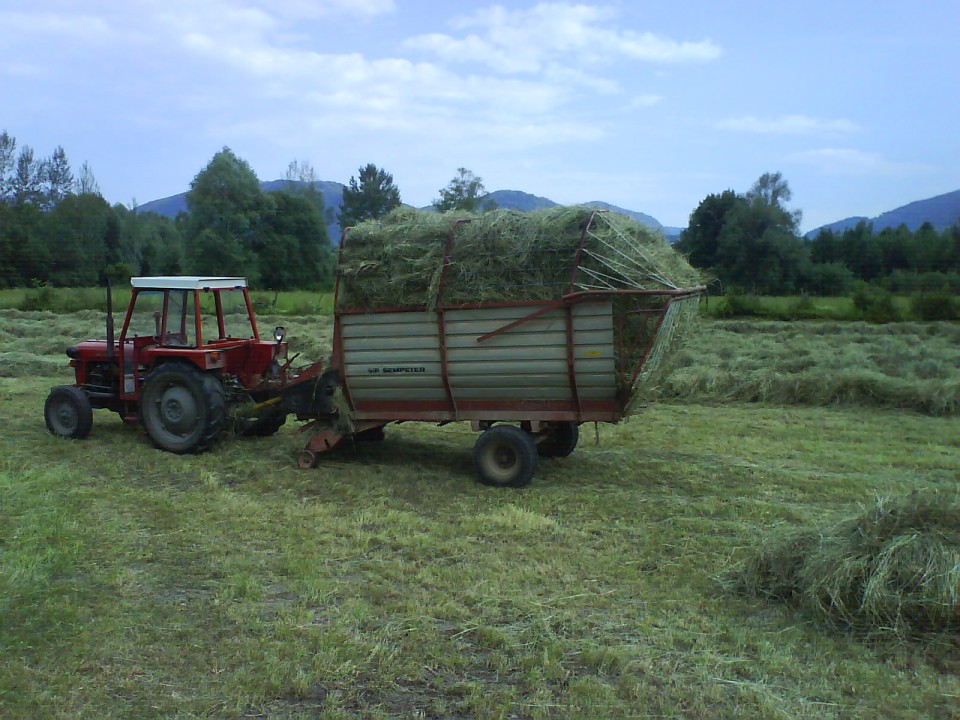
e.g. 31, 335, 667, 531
1, 310, 958, 718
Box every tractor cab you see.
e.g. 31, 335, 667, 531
46, 276, 292, 453
116, 276, 285, 398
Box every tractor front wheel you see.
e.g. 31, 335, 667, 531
141, 363, 226, 454
44, 386, 93, 440
473, 425, 539, 488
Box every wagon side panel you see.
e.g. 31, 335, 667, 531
338, 301, 618, 418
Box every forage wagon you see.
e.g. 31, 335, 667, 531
292, 206, 704, 487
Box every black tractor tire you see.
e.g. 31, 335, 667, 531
140, 363, 226, 454
473, 425, 539, 488
44, 386, 93, 440
536, 422, 580, 458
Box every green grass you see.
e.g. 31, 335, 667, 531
1, 312, 959, 718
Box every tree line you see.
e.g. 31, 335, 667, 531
0, 131, 501, 290
5, 129, 955, 297
678, 172, 960, 296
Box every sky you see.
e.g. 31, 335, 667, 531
2, 0, 958, 233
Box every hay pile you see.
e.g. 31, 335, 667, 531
337, 206, 700, 309
725, 491, 960, 634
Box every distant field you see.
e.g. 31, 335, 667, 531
657, 319, 960, 415
1, 310, 957, 718
0, 287, 933, 321
0, 287, 334, 316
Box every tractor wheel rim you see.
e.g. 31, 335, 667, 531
55, 402, 77, 431
158, 385, 198, 435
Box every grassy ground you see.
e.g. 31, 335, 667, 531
1, 311, 958, 718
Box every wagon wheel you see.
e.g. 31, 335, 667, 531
473, 425, 539, 488
44, 386, 93, 440
140, 363, 226, 454
536, 421, 580, 458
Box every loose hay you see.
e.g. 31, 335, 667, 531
337, 206, 701, 309
724, 491, 960, 634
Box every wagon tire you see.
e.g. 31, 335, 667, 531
141, 363, 226, 454
44, 386, 93, 440
537, 421, 579, 458
474, 425, 539, 488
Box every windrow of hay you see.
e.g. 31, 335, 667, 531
723, 491, 960, 634
337, 206, 701, 309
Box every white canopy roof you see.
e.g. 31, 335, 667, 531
130, 276, 248, 290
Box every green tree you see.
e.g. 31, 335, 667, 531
433, 168, 496, 213
44, 193, 114, 286
0, 130, 16, 199
259, 191, 333, 289
681, 173, 810, 294
12, 146, 43, 205
185, 147, 264, 278
44, 145, 74, 208
677, 189, 741, 270
339, 163, 401, 229
338, 163, 402, 230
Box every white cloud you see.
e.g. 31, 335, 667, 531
717, 115, 860, 135
404, 2, 721, 73
789, 148, 929, 176
630, 94, 663, 108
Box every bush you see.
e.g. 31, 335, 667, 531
717, 291, 762, 318
18, 285, 55, 311
851, 283, 900, 323
911, 293, 958, 321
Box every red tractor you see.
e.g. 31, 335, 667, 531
43, 276, 317, 453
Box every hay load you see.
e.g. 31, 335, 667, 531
337, 206, 701, 309
336, 206, 703, 410
725, 491, 960, 634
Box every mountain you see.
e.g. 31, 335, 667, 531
136, 184, 672, 244
807, 189, 960, 237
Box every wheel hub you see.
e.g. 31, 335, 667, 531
159, 386, 198, 434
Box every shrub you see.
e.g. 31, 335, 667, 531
18, 285, 55, 311
851, 283, 900, 323
717, 291, 762, 318
911, 293, 958, 321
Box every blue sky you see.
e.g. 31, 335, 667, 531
2, 0, 957, 232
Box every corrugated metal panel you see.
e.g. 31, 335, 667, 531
340, 301, 616, 406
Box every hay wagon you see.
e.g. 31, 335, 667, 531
294, 207, 703, 487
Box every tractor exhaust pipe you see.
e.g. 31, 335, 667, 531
105, 280, 115, 362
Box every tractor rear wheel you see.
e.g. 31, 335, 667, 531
44, 386, 93, 440
141, 363, 226, 454
536, 421, 579, 458
473, 425, 539, 488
